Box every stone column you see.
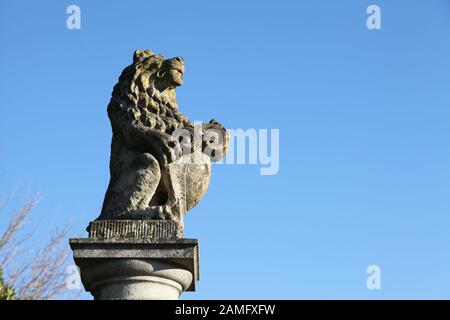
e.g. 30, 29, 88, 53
69, 220, 199, 300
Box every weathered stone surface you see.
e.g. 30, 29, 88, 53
69, 238, 199, 297
88, 220, 179, 239
69, 49, 228, 299
97, 49, 229, 235
74, 259, 193, 300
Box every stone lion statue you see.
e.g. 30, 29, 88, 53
96, 49, 228, 236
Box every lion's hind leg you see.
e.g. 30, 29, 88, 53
110, 151, 161, 219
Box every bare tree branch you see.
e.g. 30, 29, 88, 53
0, 194, 79, 300
0, 195, 40, 251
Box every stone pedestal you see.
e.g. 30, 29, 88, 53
69, 220, 199, 300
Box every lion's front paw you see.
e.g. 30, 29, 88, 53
164, 139, 183, 163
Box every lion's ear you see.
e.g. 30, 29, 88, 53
133, 49, 153, 63
133, 49, 143, 63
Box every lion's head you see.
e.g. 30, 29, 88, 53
132, 49, 185, 94
109, 49, 192, 134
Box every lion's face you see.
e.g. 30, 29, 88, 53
157, 56, 185, 88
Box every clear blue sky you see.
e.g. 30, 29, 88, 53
1, 0, 450, 299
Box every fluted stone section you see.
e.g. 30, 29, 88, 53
88, 220, 179, 239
